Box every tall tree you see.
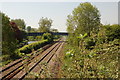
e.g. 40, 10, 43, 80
38, 17, 52, 32
50, 28, 58, 32
30, 28, 37, 32
11, 19, 26, 31
10, 22, 23, 42
67, 2, 101, 36
26, 26, 31, 32
1, 12, 17, 55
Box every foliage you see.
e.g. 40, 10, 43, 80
27, 27, 40, 41
1, 12, 23, 66
66, 2, 101, 48
38, 17, 52, 32
11, 19, 26, 31
103, 24, 120, 41
50, 28, 60, 39
62, 2, 119, 78
26, 26, 31, 32
10, 22, 25, 42
30, 28, 37, 32
1, 12, 17, 55
85, 37, 96, 49
65, 49, 74, 59
77, 33, 87, 40
50, 28, 58, 32
63, 24, 119, 78
19, 40, 48, 54
27, 36, 42, 41
0, 13, 25, 66
27, 36, 36, 41
0, 54, 12, 66
62, 39, 119, 78
67, 2, 100, 36
18, 40, 28, 48
97, 26, 106, 44
35, 36, 42, 41
42, 33, 53, 42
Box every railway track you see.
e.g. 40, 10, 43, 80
0, 38, 65, 79
25, 41, 65, 79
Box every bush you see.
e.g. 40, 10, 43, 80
27, 36, 36, 41
19, 40, 48, 54
62, 37, 119, 78
97, 27, 106, 44
36, 36, 42, 41
85, 37, 96, 49
104, 24, 120, 41
18, 40, 28, 48
42, 33, 53, 42
18, 33, 54, 55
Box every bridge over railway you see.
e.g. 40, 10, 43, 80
27, 32, 68, 36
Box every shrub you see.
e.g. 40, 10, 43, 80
18, 40, 28, 48
104, 24, 120, 41
19, 40, 48, 54
85, 37, 96, 49
97, 27, 106, 44
42, 33, 53, 42
62, 38, 119, 78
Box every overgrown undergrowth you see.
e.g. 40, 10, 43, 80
61, 39, 119, 78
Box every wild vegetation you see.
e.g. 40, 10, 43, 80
19, 33, 53, 54
1, 13, 21, 66
27, 17, 59, 41
0, 12, 58, 66
61, 2, 119, 78
0, 2, 119, 79
11, 19, 26, 31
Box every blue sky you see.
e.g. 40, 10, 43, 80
1, 2, 118, 32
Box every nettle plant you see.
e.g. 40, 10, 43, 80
65, 49, 74, 59
76, 33, 88, 49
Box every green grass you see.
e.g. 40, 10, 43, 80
0, 54, 13, 67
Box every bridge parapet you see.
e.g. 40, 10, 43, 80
27, 32, 68, 36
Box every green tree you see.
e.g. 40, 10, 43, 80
10, 22, 24, 42
11, 19, 26, 31
67, 2, 100, 36
67, 15, 75, 33
1, 12, 17, 55
30, 28, 37, 32
0, 12, 2, 54
50, 28, 58, 32
67, 15, 76, 45
104, 24, 120, 41
26, 26, 31, 32
38, 17, 52, 32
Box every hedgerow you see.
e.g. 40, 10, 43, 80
19, 40, 48, 54
18, 33, 53, 54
